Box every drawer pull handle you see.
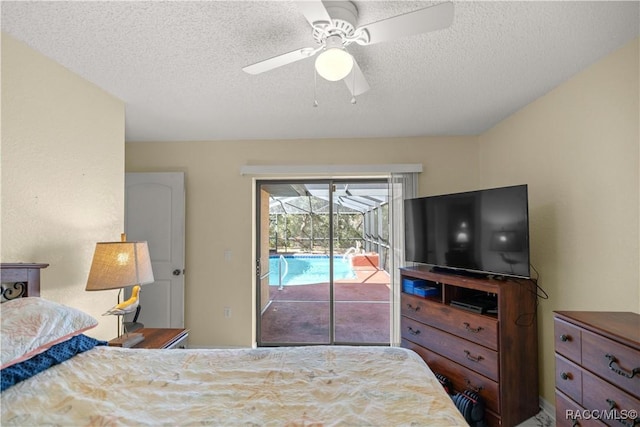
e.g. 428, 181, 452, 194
464, 378, 483, 392
605, 354, 640, 379
463, 322, 483, 333
560, 334, 570, 342
406, 303, 420, 312
560, 372, 570, 380
407, 326, 421, 336
464, 350, 484, 363
607, 398, 640, 427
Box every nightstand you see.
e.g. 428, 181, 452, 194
110, 328, 189, 349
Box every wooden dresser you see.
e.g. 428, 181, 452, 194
554, 311, 639, 427
400, 266, 539, 427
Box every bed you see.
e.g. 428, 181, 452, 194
0, 263, 467, 426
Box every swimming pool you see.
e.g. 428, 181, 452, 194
269, 255, 356, 286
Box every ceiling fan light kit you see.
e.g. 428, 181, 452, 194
315, 35, 354, 81
243, 1, 454, 99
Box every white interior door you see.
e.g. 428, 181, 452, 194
125, 172, 185, 328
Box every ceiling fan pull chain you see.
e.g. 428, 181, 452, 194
313, 68, 319, 107
350, 69, 357, 105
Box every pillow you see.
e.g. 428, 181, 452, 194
1, 334, 106, 391
0, 297, 98, 369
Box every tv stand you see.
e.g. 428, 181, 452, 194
400, 266, 539, 427
430, 266, 489, 279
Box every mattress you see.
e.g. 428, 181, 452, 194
1, 345, 467, 426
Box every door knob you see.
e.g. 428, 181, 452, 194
173, 269, 182, 276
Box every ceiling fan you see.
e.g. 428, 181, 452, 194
242, 1, 454, 97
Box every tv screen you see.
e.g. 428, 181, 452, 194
404, 184, 530, 278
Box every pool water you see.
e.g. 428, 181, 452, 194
269, 255, 356, 286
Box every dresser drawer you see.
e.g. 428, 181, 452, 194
401, 293, 432, 321
556, 354, 582, 404
403, 339, 500, 414
402, 317, 499, 381
402, 294, 498, 350
582, 370, 640, 427
555, 318, 582, 363
556, 390, 607, 427
581, 329, 640, 398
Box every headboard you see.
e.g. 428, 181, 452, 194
1, 263, 49, 302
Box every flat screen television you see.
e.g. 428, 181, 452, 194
404, 184, 530, 278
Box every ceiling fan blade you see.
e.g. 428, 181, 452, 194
344, 58, 370, 96
296, 0, 332, 27
357, 1, 454, 45
242, 47, 319, 75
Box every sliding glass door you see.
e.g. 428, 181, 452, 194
256, 179, 390, 346
331, 181, 390, 343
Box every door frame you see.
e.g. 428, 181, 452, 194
243, 164, 421, 347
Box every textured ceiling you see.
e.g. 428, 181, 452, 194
1, 1, 638, 142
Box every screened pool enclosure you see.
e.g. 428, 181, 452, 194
267, 182, 390, 271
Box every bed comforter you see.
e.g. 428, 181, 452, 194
1, 345, 467, 426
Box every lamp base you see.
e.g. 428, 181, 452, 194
108, 332, 144, 348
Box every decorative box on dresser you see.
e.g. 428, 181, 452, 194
400, 266, 539, 427
554, 311, 639, 427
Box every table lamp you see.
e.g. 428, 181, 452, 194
86, 233, 154, 347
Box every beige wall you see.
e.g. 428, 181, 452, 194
1, 33, 126, 340
478, 38, 640, 404
125, 137, 479, 346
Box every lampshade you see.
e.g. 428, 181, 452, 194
315, 36, 354, 82
86, 241, 154, 291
